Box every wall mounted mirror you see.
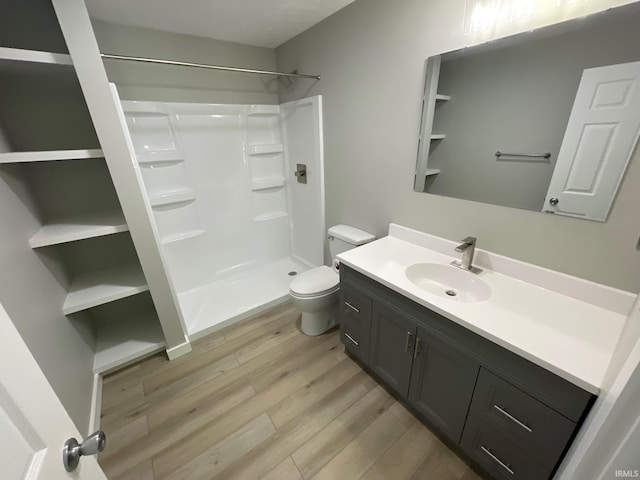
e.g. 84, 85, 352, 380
414, 3, 640, 222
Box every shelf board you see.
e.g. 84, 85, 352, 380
247, 144, 283, 156
30, 211, 128, 248
430, 134, 446, 140
425, 169, 441, 176
254, 211, 289, 222
161, 229, 206, 245
63, 264, 149, 315
250, 177, 285, 191
137, 151, 184, 165
436, 94, 451, 101
93, 311, 165, 374
0, 149, 104, 164
0, 47, 73, 66
149, 189, 196, 207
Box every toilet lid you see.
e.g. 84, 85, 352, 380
290, 266, 339, 296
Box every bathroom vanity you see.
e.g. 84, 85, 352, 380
336, 224, 633, 480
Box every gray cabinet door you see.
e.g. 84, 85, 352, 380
369, 300, 416, 398
408, 326, 480, 443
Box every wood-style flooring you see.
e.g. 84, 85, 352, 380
99, 301, 483, 480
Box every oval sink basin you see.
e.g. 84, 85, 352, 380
405, 263, 492, 303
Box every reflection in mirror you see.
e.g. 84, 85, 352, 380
414, 3, 640, 222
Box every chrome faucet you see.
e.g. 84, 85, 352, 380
451, 237, 482, 274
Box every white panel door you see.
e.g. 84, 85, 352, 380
0, 303, 108, 480
544, 61, 640, 221
281, 96, 325, 268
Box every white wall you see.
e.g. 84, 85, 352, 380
275, 0, 640, 292
91, 19, 279, 105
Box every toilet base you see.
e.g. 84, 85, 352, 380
301, 310, 337, 336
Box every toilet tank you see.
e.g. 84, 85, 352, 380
328, 225, 376, 259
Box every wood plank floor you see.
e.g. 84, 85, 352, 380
99, 301, 484, 480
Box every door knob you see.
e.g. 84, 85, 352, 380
549, 197, 559, 205
63, 430, 107, 472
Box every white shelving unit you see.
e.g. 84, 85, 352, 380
0, 46, 72, 66
93, 311, 165, 374
425, 168, 441, 176
62, 264, 149, 315
0, 148, 103, 164
29, 211, 128, 248
430, 133, 446, 140
436, 94, 451, 101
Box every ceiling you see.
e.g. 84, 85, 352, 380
84, 0, 357, 48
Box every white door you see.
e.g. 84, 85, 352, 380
281, 96, 325, 268
544, 61, 640, 221
0, 303, 108, 480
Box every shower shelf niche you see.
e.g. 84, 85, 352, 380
149, 189, 196, 207
137, 151, 184, 165
161, 229, 206, 245
250, 177, 285, 191
254, 211, 288, 222
246, 105, 280, 116
247, 144, 283, 156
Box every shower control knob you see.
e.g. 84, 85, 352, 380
549, 197, 559, 206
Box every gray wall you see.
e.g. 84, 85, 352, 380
91, 19, 279, 104
0, 162, 96, 434
276, 0, 640, 292
427, 10, 640, 211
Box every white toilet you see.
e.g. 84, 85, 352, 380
289, 225, 375, 336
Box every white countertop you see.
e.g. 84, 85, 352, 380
337, 224, 635, 395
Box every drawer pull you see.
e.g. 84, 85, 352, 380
481, 446, 515, 475
344, 301, 360, 313
494, 405, 533, 433
344, 332, 359, 346
405, 332, 413, 352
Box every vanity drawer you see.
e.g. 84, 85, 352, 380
461, 413, 551, 480
470, 368, 576, 469
340, 326, 370, 363
339, 282, 372, 335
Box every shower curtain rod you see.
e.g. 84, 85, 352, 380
101, 53, 321, 80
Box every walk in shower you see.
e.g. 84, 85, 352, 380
120, 96, 324, 338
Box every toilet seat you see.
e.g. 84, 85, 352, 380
289, 266, 339, 298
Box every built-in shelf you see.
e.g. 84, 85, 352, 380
436, 94, 451, 101
93, 311, 165, 374
430, 134, 446, 140
0, 149, 104, 164
149, 189, 196, 207
29, 211, 128, 248
253, 211, 289, 222
247, 144, 284, 156
137, 151, 184, 165
425, 169, 441, 176
161, 229, 206, 245
63, 264, 149, 315
246, 105, 280, 116
250, 177, 285, 191
0, 47, 73, 66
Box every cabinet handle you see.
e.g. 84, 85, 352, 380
344, 301, 360, 313
405, 332, 413, 352
480, 446, 514, 476
344, 332, 359, 346
413, 338, 422, 359
493, 405, 533, 433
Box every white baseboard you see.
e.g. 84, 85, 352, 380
166, 340, 192, 360
88, 373, 103, 435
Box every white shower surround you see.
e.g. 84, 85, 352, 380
121, 98, 325, 337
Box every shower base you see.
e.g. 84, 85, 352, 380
178, 257, 307, 340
